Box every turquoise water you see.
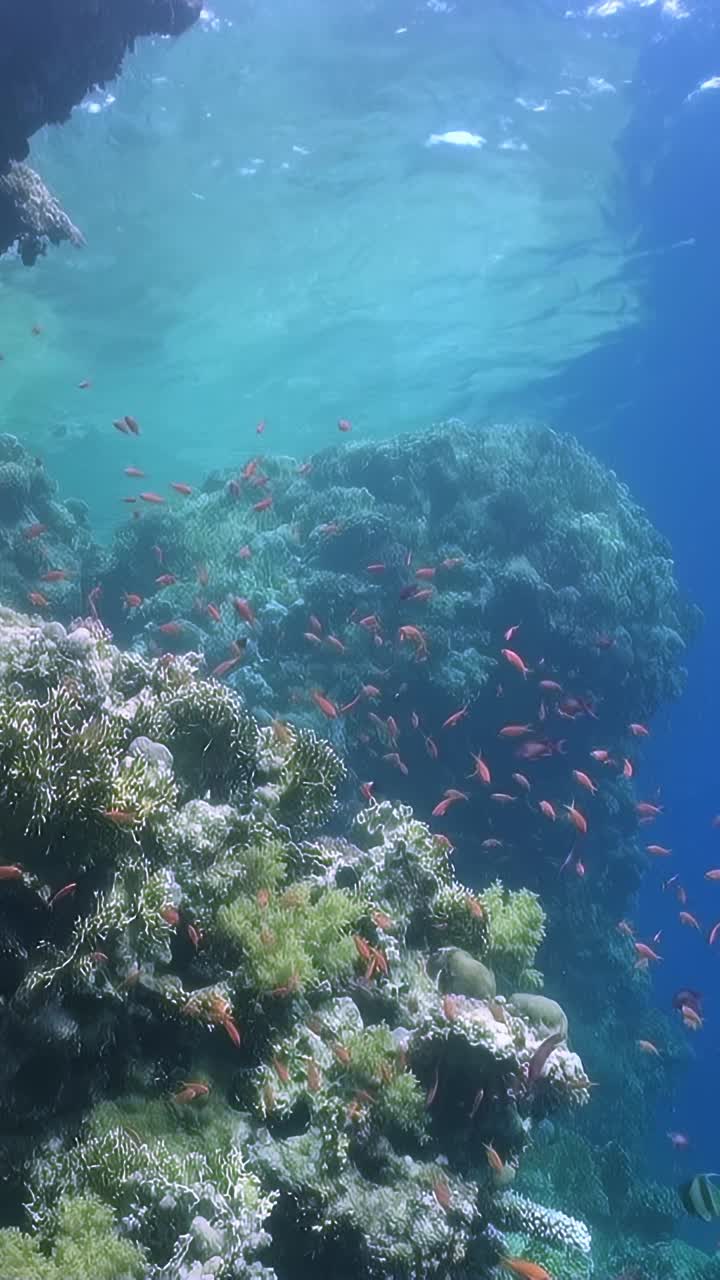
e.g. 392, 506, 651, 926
4, 0, 636, 536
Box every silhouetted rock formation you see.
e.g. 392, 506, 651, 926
0, 0, 201, 261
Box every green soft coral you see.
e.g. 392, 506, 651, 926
0, 1195, 145, 1280
481, 880, 546, 989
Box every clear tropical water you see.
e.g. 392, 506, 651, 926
2, 0, 720, 1275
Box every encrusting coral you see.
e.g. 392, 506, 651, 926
0, 606, 593, 1278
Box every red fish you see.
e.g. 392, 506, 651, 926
538, 800, 556, 821
383, 752, 408, 775
360, 781, 375, 801
123, 593, 143, 609
171, 482, 192, 496
398, 624, 427, 656
708, 921, 720, 947
211, 656, 243, 679
512, 772, 531, 792
140, 492, 165, 505
325, 635, 345, 655
40, 570, 69, 582
564, 802, 587, 835
498, 724, 534, 738
501, 648, 530, 678
424, 735, 438, 759
155, 574, 176, 587
362, 684, 381, 699
238, 545, 252, 559
253, 496, 273, 512
705, 870, 720, 880
415, 567, 436, 580
23, 522, 47, 540
27, 591, 49, 608
304, 632, 322, 646
358, 615, 381, 631
623, 757, 634, 778
206, 603, 222, 623
158, 621, 183, 635
679, 911, 701, 930
124, 467, 144, 478
49, 882, 77, 908
233, 597, 255, 626
629, 722, 650, 737
491, 793, 516, 805
411, 588, 434, 602
504, 624, 520, 642
442, 705, 468, 730
386, 715, 399, 742
338, 418, 352, 432
647, 845, 672, 857
367, 563, 386, 574
469, 752, 491, 785
312, 691, 338, 719
0, 865, 23, 880
572, 770, 597, 795
634, 942, 662, 963
538, 679, 563, 693
636, 801, 663, 821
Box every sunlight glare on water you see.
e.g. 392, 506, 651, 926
0, 0, 641, 533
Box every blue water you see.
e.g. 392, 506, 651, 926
3, 0, 720, 1271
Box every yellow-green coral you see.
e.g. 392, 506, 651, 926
481, 880, 546, 989
0, 1195, 145, 1280
216, 882, 362, 994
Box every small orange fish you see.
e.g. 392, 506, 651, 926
223, 1016, 241, 1048
564, 801, 587, 835
538, 800, 556, 821
140, 492, 164, 505
501, 648, 530, 678
40, 570, 69, 582
383, 752, 408, 776
433, 1178, 450, 1210
681, 1004, 703, 1030
490, 793, 516, 805
590, 749, 611, 763
325, 635, 346, 654
0, 865, 23, 880
705, 870, 720, 880
27, 591, 49, 608
637, 1039, 661, 1056
123, 592, 143, 609
469, 752, 491, 785
634, 941, 662, 963
23, 522, 47, 540
498, 724, 533, 737
512, 772, 531, 792
312, 690, 338, 718
636, 801, 663, 821
500, 1257, 552, 1280
424, 735, 438, 760
253, 496, 273, 512
48, 882, 77, 908
238, 544, 252, 559
360, 781, 375, 801
572, 770, 597, 795
170, 482, 192, 496
629, 722, 650, 737
124, 466, 144, 478
173, 1081, 210, 1104
504, 624, 521, 642
442, 705, 469, 730
158, 621, 183, 635
337, 418, 352, 432
647, 844, 672, 856
679, 911, 701, 930
623, 757, 633, 778
484, 1142, 505, 1175
415, 567, 436, 580
233, 596, 256, 626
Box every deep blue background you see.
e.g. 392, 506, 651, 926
549, 0, 720, 1197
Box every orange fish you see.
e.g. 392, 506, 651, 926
360, 781, 375, 802
500, 1258, 552, 1280
238, 544, 252, 559
155, 574, 176, 587
383, 752, 408, 776
0, 865, 23, 880
501, 648, 530, 678
223, 1016, 241, 1048
233, 597, 256, 626
679, 911, 701, 930
23, 522, 47, 540
564, 802, 587, 835
623, 757, 634, 778
636, 801, 663, 821
124, 466, 144, 478
338, 418, 352, 432
512, 772, 531, 792
171, 482, 192, 496
442, 705, 469, 730
415, 567, 436, 580
681, 1004, 703, 1030
590, 749, 611, 763
491, 793, 516, 805
27, 591, 49, 608
538, 800, 556, 821
206, 603, 221, 622
503, 624, 520, 642
637, 1039, 661, 1056
40, 570, 69, 582
469, 752, 491, 785
498, 724, 533, 737
634, 941, 662, 963
158, 621, 183, 635
572, 770, 597, 795
312, 691, 338, 719
367, 563, 386, 574
398, 624, 427, 656
140, 492, 164, 505
424, 735, 438, 760
705, 870, 720, 881
253, 496, 273, 512
431, 793, 466, 818
49, 882, 77, 908
325, 635, 345, 655
629, 722, 650, 737
484, 1142, 505, 1175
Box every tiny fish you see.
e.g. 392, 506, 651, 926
337, 418, 352, 432
124, 415, 141, 435
170, 482, 192, 496
253, 496, 273, 512
124, 466, 144, 478
140, 492, 165, 505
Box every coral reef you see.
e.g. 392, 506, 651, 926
0, 0, 201, 259
0, 434, 95, 620
0, 606, 594, 1278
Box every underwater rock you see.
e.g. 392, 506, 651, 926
437, 946, 497, 999
0, 0, 201, 259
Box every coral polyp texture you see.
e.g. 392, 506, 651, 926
0, 606, 594, 1278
